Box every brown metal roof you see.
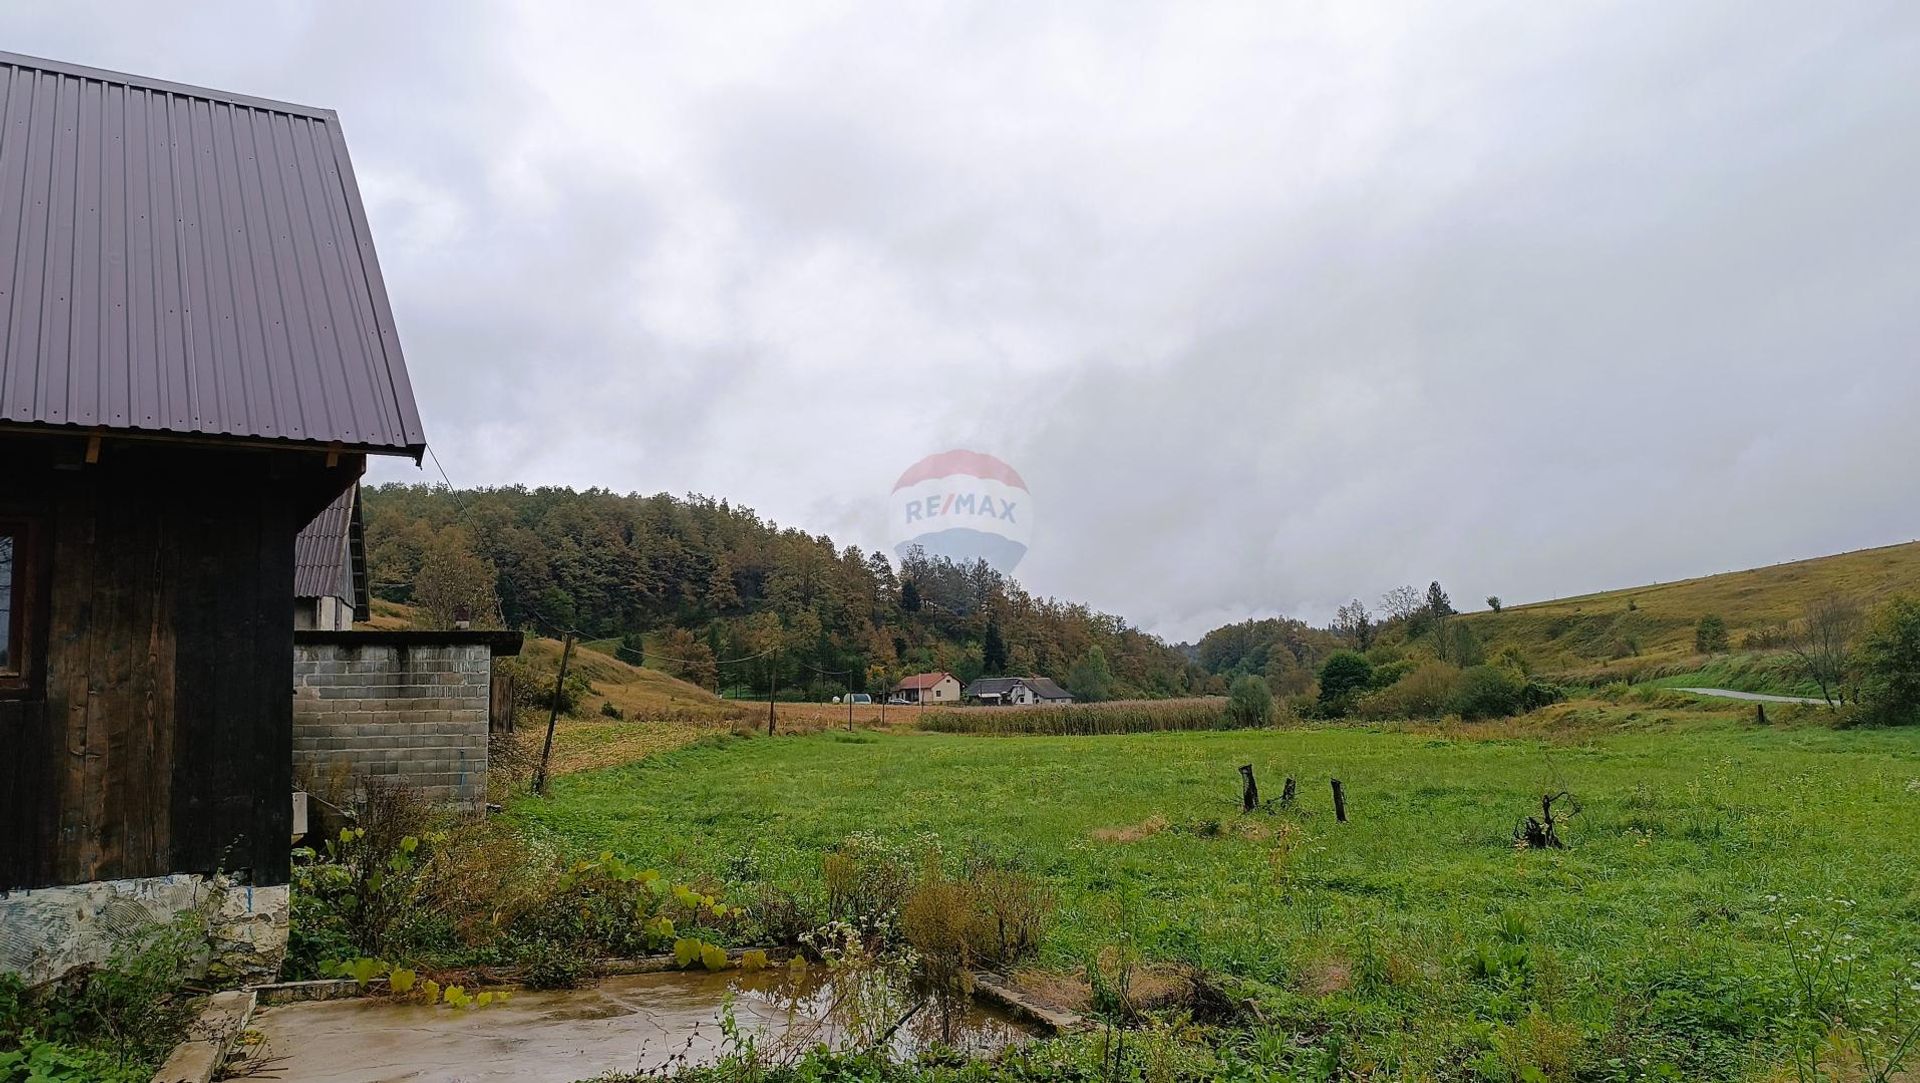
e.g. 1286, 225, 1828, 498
0, 52, 425, 457
294, 483, 367, 618
891, 671, 955, 691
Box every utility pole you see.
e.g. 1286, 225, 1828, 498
533, 632, 575, 796
767, 651, 778, 737
847, 671, 855, 732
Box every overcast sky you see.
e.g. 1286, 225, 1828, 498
8, 2, 1918, 641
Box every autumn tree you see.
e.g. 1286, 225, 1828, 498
1379, 585, 1424, 623
1788, 594, 1863, 707
1333, 599, 1374, 650
411, 528, 500, 630
656, 626, 718, 688
1264, 645, 1313, 696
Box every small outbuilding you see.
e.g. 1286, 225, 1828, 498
294, 483, 369, 632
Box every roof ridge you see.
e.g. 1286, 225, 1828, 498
0, 50, 334, 120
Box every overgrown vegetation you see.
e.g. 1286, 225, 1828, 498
288, 781, 749, 990
0, 914, 204, 1083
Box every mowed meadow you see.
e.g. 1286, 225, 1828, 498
514, 714, 1920, 1078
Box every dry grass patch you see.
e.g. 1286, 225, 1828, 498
1297, 955, 1355, 997
1090, 815, 1169, 843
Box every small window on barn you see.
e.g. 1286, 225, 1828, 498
0, 529, 15, 672
0, 518, 41, 692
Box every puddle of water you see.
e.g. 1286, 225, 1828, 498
247, 967, 1038, 1083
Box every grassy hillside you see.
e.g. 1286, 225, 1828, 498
507, 635, 748, 778
1459, 539, 1920, 681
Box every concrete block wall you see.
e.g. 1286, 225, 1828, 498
292, 642, 492, 808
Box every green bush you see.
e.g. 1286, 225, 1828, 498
1856, 595, 1920, 726
1355, 661, 1460, 720
1694, 614, 1729, 654
1368, 659, 1416, 689
1518, 677, 1566, 712
1318, 651, 1375, 714
1226, 675, 1274, 728
1447, 665, 1526, 720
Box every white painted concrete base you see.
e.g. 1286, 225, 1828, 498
0, 873, 289, 987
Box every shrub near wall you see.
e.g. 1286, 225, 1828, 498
916, 698, 1235, 736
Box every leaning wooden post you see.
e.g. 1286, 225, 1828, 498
1239, 765, 1260, 811
533, 632, 576, 796
1331, 778, 1347, 823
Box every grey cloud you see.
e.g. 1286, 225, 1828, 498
5, 1, 1916, 641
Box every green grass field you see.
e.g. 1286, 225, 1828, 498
514, 714, 1920, 1078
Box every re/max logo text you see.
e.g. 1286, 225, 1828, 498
903, 492, 1019, 524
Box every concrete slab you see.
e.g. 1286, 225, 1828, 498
152, 989, 254, 1083
242, 969, 1033, 1082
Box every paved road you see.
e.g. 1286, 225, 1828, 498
1674, 687, 1831, 706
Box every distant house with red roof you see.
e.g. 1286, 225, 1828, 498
888, 671, 960, 705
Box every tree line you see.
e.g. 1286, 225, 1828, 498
362, 484, 1199, 700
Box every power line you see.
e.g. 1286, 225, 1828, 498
425, 444, 458, 492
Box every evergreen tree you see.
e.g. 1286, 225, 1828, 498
982, 619, 1009, 674
706, 555, 741, 612
618, 630, 646, 667
1426, 581, 1455, 618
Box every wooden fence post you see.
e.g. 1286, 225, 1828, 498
1281, 777, 1297, 806
1331, 778, 1347, 823
1239, 765, 1260, 811
533, 632, 575, 796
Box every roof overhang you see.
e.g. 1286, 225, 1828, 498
294, 629, 524, 657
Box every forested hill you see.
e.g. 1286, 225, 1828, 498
360, 484, 1198, 699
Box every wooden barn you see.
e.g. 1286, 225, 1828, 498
0, 52, 424, 983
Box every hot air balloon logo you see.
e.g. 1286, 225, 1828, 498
887, 450, 1032, 576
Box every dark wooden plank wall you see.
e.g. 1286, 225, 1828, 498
0, 436, 355, 891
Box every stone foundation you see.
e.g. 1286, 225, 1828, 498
0, 874, 289, 987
